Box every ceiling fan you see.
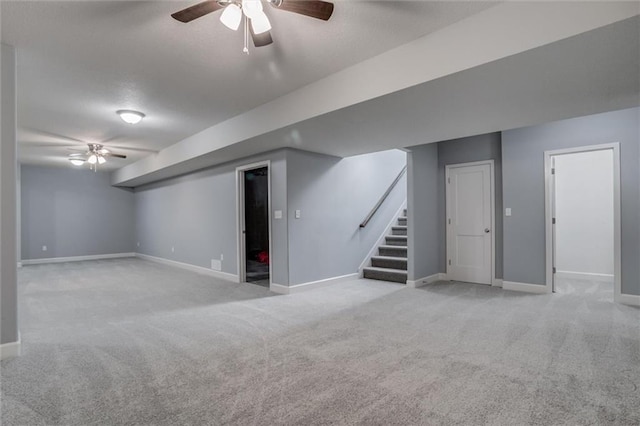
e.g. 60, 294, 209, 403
171, 0, 334, 51
68, 143, 127, 171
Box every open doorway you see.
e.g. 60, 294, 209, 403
545, 144, 621, 300
237, 162, 271, 287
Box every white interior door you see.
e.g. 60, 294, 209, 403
447, 162, 493, 285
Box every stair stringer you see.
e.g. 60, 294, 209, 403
358, 200, 407, 277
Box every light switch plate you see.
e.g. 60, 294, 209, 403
505, 208, 512, 217
295, 210, 301, 219
274, 210, 283, 219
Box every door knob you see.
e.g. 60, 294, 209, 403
484, 228, 490, 233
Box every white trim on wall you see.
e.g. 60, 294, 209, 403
617, 293, 640, 307
136, 253, 239, 283
555, 271, 614, 283
21, 252, 135, 265
445, 160, 496, 286
544, 143, 621, 301
270, 273, 358, 295
236, 160, 273, 287
503, 281, 550, 294
358, 200, 407, 276
0, 333, 21, 360
406, 273, 447, 288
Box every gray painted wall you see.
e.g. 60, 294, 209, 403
407, 143, 439, 281
1, 43, 19, 345
134, 150, 289, 285
21, 166, 135, 260
502, 107, 640, 295
286, 149, 406, 285
134, 148, 406, 287
437, 133, 503, 278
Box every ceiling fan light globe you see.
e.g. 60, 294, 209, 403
69, 158, 85, 166
98, 156, 106, 165
88, 154, 98, 164
220, 3, 242, 30
250, 11, 271, 34
242, 0, 263, 19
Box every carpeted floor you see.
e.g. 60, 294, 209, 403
1, 258, 639, 425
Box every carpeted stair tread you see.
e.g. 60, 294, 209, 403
371, 255, 408, 261
391, 226, 407, 235
371, 256, 407, 270
363, 266, 407, 284
385, 235, 407, 246
378, 245, 407, 250
378, 245, 407, 257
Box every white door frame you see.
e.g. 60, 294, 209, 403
236, 160, 272, 285
544, 143, 621, 300
445, 160, 496, 286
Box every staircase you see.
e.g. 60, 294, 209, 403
363, 209, 408, 283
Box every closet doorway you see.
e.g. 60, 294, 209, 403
237, 161, 271, 287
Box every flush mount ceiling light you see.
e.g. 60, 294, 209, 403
117, 110, 145, 125
172, 0, 334, 54
68, 155, 86, 166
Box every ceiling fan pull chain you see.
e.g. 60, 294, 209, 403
243, 14, 249, 54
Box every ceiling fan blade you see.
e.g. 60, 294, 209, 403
250, 27, 273, 47
23, 141, 79, 148
106, 153, 127, 159
171, 1, 224, 23
105, 144, 159, 153
272, 0, 334, 21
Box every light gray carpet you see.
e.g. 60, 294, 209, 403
1, 259, 639, 425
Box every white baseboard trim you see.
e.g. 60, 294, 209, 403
270, 273, 359, 295
556, 271, 614, 283
503, 281, 549, 294
492, 278, 503, 288
0, 333, 21, 360
617, 293, 640, 307
358, 200, 407, 276
135, 253, 239, 283
21, 252, 136, 265
406, 273, 447, 288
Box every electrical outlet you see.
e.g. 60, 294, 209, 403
171, 246, 175, 253
220, 254, 224, 261
295, 209, 301, 219
211, 259, 222, 271
137, 242, 140, 247
42, 245, 47, 251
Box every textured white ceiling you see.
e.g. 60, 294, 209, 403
1, 0, 496, 169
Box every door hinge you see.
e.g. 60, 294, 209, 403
552, 217, 556, 224
447, 177, 450, 184
553, 267, 557, 274
448, 218, 451, 225
448, 259, 451, 266
551, 168, 555, 175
